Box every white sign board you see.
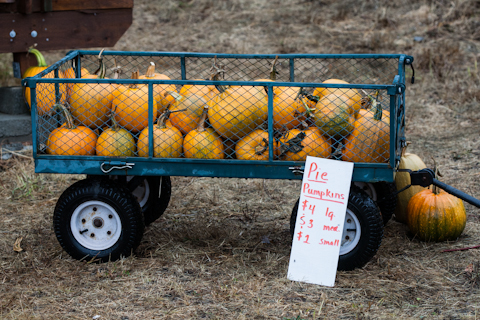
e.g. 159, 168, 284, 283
287, 156, 354, 287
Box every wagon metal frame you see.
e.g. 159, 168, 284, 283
24, 50, 413, 182
23, 50, 416, 269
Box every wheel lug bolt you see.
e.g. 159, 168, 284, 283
93, 207, 97, 211
107, 231, 111, 235
108, 215, 113, 219
81, 219, 86, 224
90, 233, 95, 238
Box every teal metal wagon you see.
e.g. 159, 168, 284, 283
23, 51, 414, 270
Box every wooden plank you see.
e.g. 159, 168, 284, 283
50, 0, 133, 11
17, 0, 34, 14
0, 9, 133, 53
1, 0, 132, 13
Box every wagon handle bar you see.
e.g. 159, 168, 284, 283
398, 168, 480, 208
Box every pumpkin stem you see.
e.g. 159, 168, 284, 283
255, 138, 269, 155
145, 62, 156, 78
269, 56, 279, 81
109, 105, 121, 132
93, 49, 105, 76
27, 46, 48, 68
155, 111, 169, 129
300, 119, 309, 131
196, 107, 208, 133
53, 104, 76, 129
210, 56, 227, 93
371, 91, 383, 121
279, 131, 306, 158
299, 95, 316, 118
111, 58, 123, 79
400, 141, 412, 157
430, 158, 445, 195
128, 71, 139, 89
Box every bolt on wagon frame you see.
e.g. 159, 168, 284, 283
24, 50, 414, 270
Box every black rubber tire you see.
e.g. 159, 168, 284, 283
373, 182, 397, 225
107, 176, 172, 226
142, 176, 172, 226
290, 185, 384, 271
53, 179, 144, 262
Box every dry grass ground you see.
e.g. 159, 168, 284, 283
1, 0, 480, 319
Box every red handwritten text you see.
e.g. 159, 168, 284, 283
302, 183, 345, 204
323, 225, 340, 232
319, 239, 340, 246
307, 162, 328, 183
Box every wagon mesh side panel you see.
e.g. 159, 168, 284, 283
33, 53, 401, 167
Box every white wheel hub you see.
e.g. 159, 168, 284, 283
71, 200, 122, 250
340, 208, 361, 255
353, 182, 377, 201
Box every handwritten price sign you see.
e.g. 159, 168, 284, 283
287, 156, 354, 287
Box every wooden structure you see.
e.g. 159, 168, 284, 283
0, 0, 133, 77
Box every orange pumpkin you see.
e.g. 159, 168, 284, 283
356, 93, 391, 121
312, 94, 355, 139
183, 108, 224, 159
112, 71, 157, 133
407, 186, 467, 242
313, 79, 362, 117
96, 115, 135, 157
137, 111, 184, 158
168, 91, 208, 135
278, 126, 331, 161
64, 65, 90, 100
69, 53, 112, 129
235, 129, 277, 161
255, 57, 307, 130
342, 98, 390, 163
139, 62, 177, 113
23, 48, 65, 116
46, 104, 97, 155
208, 85, 268, 141
179, 79, 219, 106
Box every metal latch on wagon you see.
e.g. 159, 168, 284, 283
289, 166, 305, 175
100, 161, 135, 174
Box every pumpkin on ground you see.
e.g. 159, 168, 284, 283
46, 104, 97, 156
96, 114, 135, 157
69, 51, 112, 129
139, 62, 177, 113
112, 71, 157, 133
313, 79, 362, 118
235, 129, 277, 161
183, 108, 224, 159
342, 96, 389, 163
23, 48, 65, 116
407, 187, 467, 242
312, 93, 355, 140
278, 125, 331, 161
137, 111, 183, 158
394, 143, 428, 223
